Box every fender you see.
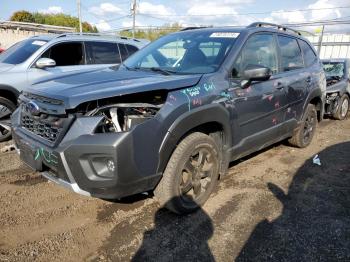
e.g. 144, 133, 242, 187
157, 103, 232, 174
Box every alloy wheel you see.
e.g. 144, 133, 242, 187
0, 104, 12, 141
303, 113, 316, 145
340, 98, 349, 118
179, 147, 217, 203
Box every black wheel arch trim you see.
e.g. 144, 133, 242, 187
157, 103, 232, 174
0, 85, 20, 102
303, 88, 324, 121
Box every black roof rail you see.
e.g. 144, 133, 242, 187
180, 26, 209, 31
247, 22, 302, 36
55, 32, 141, 42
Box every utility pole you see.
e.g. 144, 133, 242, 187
77, 0, 82, 34
317, 25, 325, 57
131, 0, 137, 38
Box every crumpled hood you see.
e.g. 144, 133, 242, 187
0, 63, 15, 73
27, 67, 202, 109
326, 79, 348, 93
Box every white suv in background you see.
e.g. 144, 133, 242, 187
0, 33, 149, 141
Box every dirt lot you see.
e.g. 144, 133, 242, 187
0, 118, 349, 262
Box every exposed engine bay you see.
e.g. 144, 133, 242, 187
75, 91, 167, 133
88, 103, 162, 133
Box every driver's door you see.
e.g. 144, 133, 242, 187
230, 33, 288, 152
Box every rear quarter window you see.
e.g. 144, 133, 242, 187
118, 44, 129, 61
299, 40, 317, 67
278, 35, 304, 72
125, 44, 139, 56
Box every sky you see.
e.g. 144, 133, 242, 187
0, 0, 349, 33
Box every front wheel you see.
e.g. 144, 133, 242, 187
333, 94, 349, 120
154, 132, 220, 214
288, 104, 317, 148
0, 97, 16, 142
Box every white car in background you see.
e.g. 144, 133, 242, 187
0, 33, 149, 141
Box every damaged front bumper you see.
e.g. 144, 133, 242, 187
12, 108, 163, 199
325, 92, 340, 115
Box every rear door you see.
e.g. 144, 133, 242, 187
276, 35, 311, 123
230, 33, 288, 150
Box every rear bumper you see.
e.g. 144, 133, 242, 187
11, 108, 163, 199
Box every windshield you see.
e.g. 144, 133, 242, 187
123, 30, 239, 74
0, 39, 47, 65
323, 62, 345, 79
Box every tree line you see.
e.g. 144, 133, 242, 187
10, 10, 98, 33
119, 23, 183, 41
10, 10, 185, 40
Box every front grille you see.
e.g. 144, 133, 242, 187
21, 115, 62, 143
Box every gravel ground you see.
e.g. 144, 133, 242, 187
0, 118, 349, 262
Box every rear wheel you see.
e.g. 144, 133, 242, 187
0, 97, 16, 142
333, 94, 349, 120
154, 132, 220, 214
289, 104, 317, 148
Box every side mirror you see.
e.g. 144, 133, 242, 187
242, 65, 271, 82
35, 58, 56, 69
239, 65, 271, 89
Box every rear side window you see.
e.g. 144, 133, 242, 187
299, 40, 317, 67
125, 44, 139, 56
42, 42, 84, 66
85, 42, 121, 64
278, 36, 303, 72
232, 34, 278, 78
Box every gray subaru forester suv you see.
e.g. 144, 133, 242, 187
12, 23, 326, 214
0, 33, 148, 141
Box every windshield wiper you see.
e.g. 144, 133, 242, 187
131, 66, 177, 75
149, 67, 178, 75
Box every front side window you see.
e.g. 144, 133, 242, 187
85, 42, 120, 64
123, 30, 238, 74
42, 42, 84, 66
278, 36, 303, 72
0, 39, 47, 65
232, 34, 278, 78
299, 40, 317, 67
323, 62, 345, 79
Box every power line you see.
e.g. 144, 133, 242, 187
99, 18, 350, 34
138, 13, 175, 23
138, 5, 350, 17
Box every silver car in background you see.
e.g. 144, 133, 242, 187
0, 33, 149, 141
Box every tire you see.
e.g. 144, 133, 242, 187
0, 97, 16, 142
154, 132, 220, 214
288, 104, 317, 148
333, 94, 349, 120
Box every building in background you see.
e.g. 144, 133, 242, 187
0, 21, 75, 49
